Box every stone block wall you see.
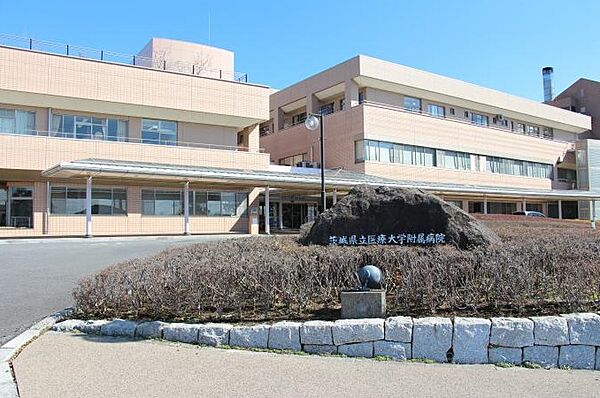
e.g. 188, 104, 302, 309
53, 312, 600, 370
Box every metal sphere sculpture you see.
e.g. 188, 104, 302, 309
356, 265, 383, 290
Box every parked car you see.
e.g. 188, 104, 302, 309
512, 211, 546, 218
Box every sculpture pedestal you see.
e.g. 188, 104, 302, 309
340, 290, 386, 319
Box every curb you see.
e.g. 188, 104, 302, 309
0, 308, 73, 397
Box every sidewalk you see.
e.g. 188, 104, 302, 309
12, 332, 600, 398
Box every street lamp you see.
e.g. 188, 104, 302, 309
305, 113, 326, 212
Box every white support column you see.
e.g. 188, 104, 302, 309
85, 176, 92, 238
558, 199, 563, 220
522, 198, 527, 212
44, 181, 50, 235
278, 201, 283, 229
183, 181, 190, 235
264, 186, 270, 235
483, 197, 488, 215
333, 189, 338, 205
592, 200, 597, 230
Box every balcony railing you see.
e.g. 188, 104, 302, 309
0, 33, 249, 83
0, 130, 265, 153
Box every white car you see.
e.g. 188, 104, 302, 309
512, 211, 546, 218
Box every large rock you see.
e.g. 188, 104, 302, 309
490, 318, 534, 348
300, 321, 334, 345
301, 185, 500, 249
488, 347, 522, 365
338, 342, 374, 358
135, 321, 166, 339
452, 317, 491, 364
530, 316, 569, 346
412, 317, 452, 363
332, 319, 384, 345
523, 346, 558, 368
268, 321, 302, 351
384, 317, 413, 342
197, 324, 232, 347
562, 313, 600, 345
163, 323, 199, 344
100, 319, 138, 338
229, 325, 270, 349
374, 340, 411, 360
558, 345, 596, 370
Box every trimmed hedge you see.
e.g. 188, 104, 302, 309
73, 219, 600, 321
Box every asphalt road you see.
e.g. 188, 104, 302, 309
13, 333, 600, 398
0, 235, 244, 345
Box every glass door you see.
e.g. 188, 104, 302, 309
9, 186, 33, 228
0, 187, 7, 227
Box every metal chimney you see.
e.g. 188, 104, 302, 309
542, 67, 554, 102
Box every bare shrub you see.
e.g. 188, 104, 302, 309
73, 219, 600, 321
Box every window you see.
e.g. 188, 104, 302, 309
557, 168, 577, 182
436, 150, 471, 170
449, 108, 455, 116
355, 140, 365, 162
470, 112, 489, 126
339, 98, 345, 111
487, 202, 517, 215
50, 186, 127, 215
486, 156, 553, 178
358, 91, 365, 104
279, 153, 307, 166
189, 191, 246, 217
366, 140, 379, 161
542, 127, 554, 139
403, 97, 421, 112
8, 187, 33, 228
141, 189, 181, 216
379, 142, 394, 163
141, 119, 177, 145
427, 104, 445, 118
52, 114, 128, 141
259, 125, 270, 136
0, 108, 35, 135
291, 113, 306, 126
319, 102, 334, 115
525, 125, 540, 137
515, 123, 525, 133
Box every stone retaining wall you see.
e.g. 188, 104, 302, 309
53, 313, 600, 370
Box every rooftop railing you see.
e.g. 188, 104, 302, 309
0, 33, 249, 83
0, 129, 265, 153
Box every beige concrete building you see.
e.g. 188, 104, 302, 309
0, 35, 275, 237
1, 34, 599, 238
261, 55, 599, 223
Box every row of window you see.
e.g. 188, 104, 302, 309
355, 139, 554, 178
141, 190, 247, 217
0, 108, 181, 146
397, 96, 554, 139
49, 187, 248, 217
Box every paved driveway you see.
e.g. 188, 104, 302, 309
13, 333, 600, 398
0, 235, 244, 345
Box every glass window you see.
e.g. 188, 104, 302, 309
437, 150, 471, 170
291, 113, 306, 126
542, 127, 554, 139
403, 97, 421, 112
427, 104, 445, 117
339, 98, 345, 111
0, 109, 36, 135
142, 190, 155, 215
51, 187, 127, 215
236, 193, 248, 216
193, 191, 208, 216
365, 140, 379, 161
155, 190, 182, 215
379, 142, 393, 163
470, 112, 489, 126
52, 114, 127, 141
142, 119, 177, 145
279, 153, 307, 166
319, 102, 334, 115
354, 140, 365, 162
207, 192, 221, 216
557, 168, 577, 182
221, 192, 236, 216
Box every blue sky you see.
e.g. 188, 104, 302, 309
2, 0, 599, 100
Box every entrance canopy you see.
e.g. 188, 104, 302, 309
42, 158, 600, 201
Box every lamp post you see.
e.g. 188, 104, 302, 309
305, 113, 326, 212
